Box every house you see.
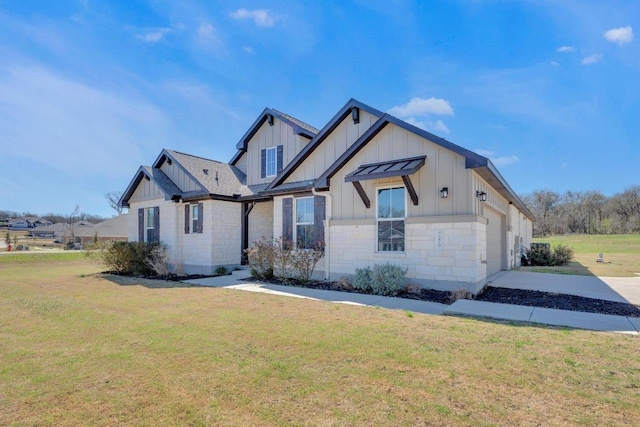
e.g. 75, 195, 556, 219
8, 217, 53, 229
120, 99, 534, 293
73, 215, 128, 245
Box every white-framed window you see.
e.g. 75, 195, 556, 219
295, 196, 314, 249
377, 186, 405, 252
145, 207, 155, 242
266, 146, 277, 177
192, 204, 199, 233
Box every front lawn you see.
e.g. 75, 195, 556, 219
1, 254, 639, 425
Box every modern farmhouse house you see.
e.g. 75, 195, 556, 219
120, 99, 533, 292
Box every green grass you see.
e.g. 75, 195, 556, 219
1, 256, 640, 425
526, 234, 640, 277
0, 251, 84, 264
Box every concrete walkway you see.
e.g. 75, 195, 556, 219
186, 270, 640, 334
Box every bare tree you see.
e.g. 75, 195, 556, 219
105, 191, 124, 215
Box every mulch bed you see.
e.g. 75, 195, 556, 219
257, 278, 640, 318
109, 271, 640, 318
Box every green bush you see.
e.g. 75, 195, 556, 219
525, 243, 574, 266
85, 240, 163, 276
551, 244, 574, 266
353, 266, 373, 293
353, 263, 407, 296
215, 265, 230, 276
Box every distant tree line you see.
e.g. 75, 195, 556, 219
521, 185, 640, 236
0, 209, 108, 224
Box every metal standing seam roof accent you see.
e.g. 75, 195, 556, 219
344, 155, 426, 182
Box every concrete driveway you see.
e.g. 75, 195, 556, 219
489, 271, 640, 305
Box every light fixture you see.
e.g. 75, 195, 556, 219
476, 191, 487, 202
440, 187, 448, 198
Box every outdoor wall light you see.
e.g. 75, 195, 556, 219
440, 187, 448, 198
476, 191, 487, 202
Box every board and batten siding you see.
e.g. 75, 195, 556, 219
128, 177, 163, 203
159, 161, 200, 192
287, 110, 379, 184
244, 119, 311, 186
328, 123, 471, 221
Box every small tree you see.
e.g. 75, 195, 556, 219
5, 232, 10, 246
105, 191, 124, 215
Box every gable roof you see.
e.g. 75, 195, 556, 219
265, 98, 385, 191
120, 149, 256, 208
314, 111, 534, 221
230, 108, 319, 165
119, 165, 182, 208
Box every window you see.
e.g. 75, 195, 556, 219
377, 187, 405, 251
145, 208, 155, 242
192, 204, 199, 233
184, 203, 203, 234
261, 145, 283, 178
295, 197, 314, 249
266, 146, 277, 177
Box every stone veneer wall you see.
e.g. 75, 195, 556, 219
327, 215, 488, 293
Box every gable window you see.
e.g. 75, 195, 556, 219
261, 145, 283, 179
377, 187, 405, 252
295, 197, 314, 249
266, 147, 277, 177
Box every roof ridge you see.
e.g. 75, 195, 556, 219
167, 149, 225, 165
271, 109, 319, 133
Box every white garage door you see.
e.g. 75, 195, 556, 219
485, 206, 505, 276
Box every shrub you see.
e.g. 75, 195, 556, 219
353, 266, 373, 293
289, 241, 325, 284
244, 237, 277, 280
524, 243, 574, 266
449, 288, 473, 303
551, 244, 574, 266
215, 265, 230, 276
273, 237, 294, 281
85, 240, 163, 276
145, 244, 170, 276
353, 263, 407, 296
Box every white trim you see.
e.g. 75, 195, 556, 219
375, 185, 406, 252
265, 146, 277, 177
294, 196, 314, 249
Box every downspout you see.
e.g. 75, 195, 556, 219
312, 188, 331, 281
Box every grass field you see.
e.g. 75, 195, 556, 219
1, 253, 640, 425
525, 234, 640, 277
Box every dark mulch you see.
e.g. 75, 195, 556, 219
476, 286, 640, 318
111, 271, 640, 318
256, 277, 640, 318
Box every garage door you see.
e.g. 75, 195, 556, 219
485, 206, 505, 276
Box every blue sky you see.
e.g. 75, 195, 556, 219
1, 0, 638, 218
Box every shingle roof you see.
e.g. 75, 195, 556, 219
164, 150, 253, 197
272, 109, 319, 134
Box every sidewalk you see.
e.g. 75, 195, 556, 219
186, 270, 640, 335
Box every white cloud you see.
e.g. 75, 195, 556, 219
404, 117, 450, 134
243, 45, 255, 54
389, 97, 454, 135
198, 23, 221, 46
388, 97, 454, 117
557, 45, 576, 52
229, 9, 278, 27
603, 26, 633, 45
581, 54, 602, 65
136, 28, 171, 43
473, 149, 519, 167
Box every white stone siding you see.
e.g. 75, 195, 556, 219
127, 198, 180, 261
272, 196, 284, 240
327, 217, 488, 293
248, 200, 274, 245
210, 201, 242, 266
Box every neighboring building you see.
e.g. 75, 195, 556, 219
73, 215, 128, 244
8, 217, 53, 229
120, 99, 534, 293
